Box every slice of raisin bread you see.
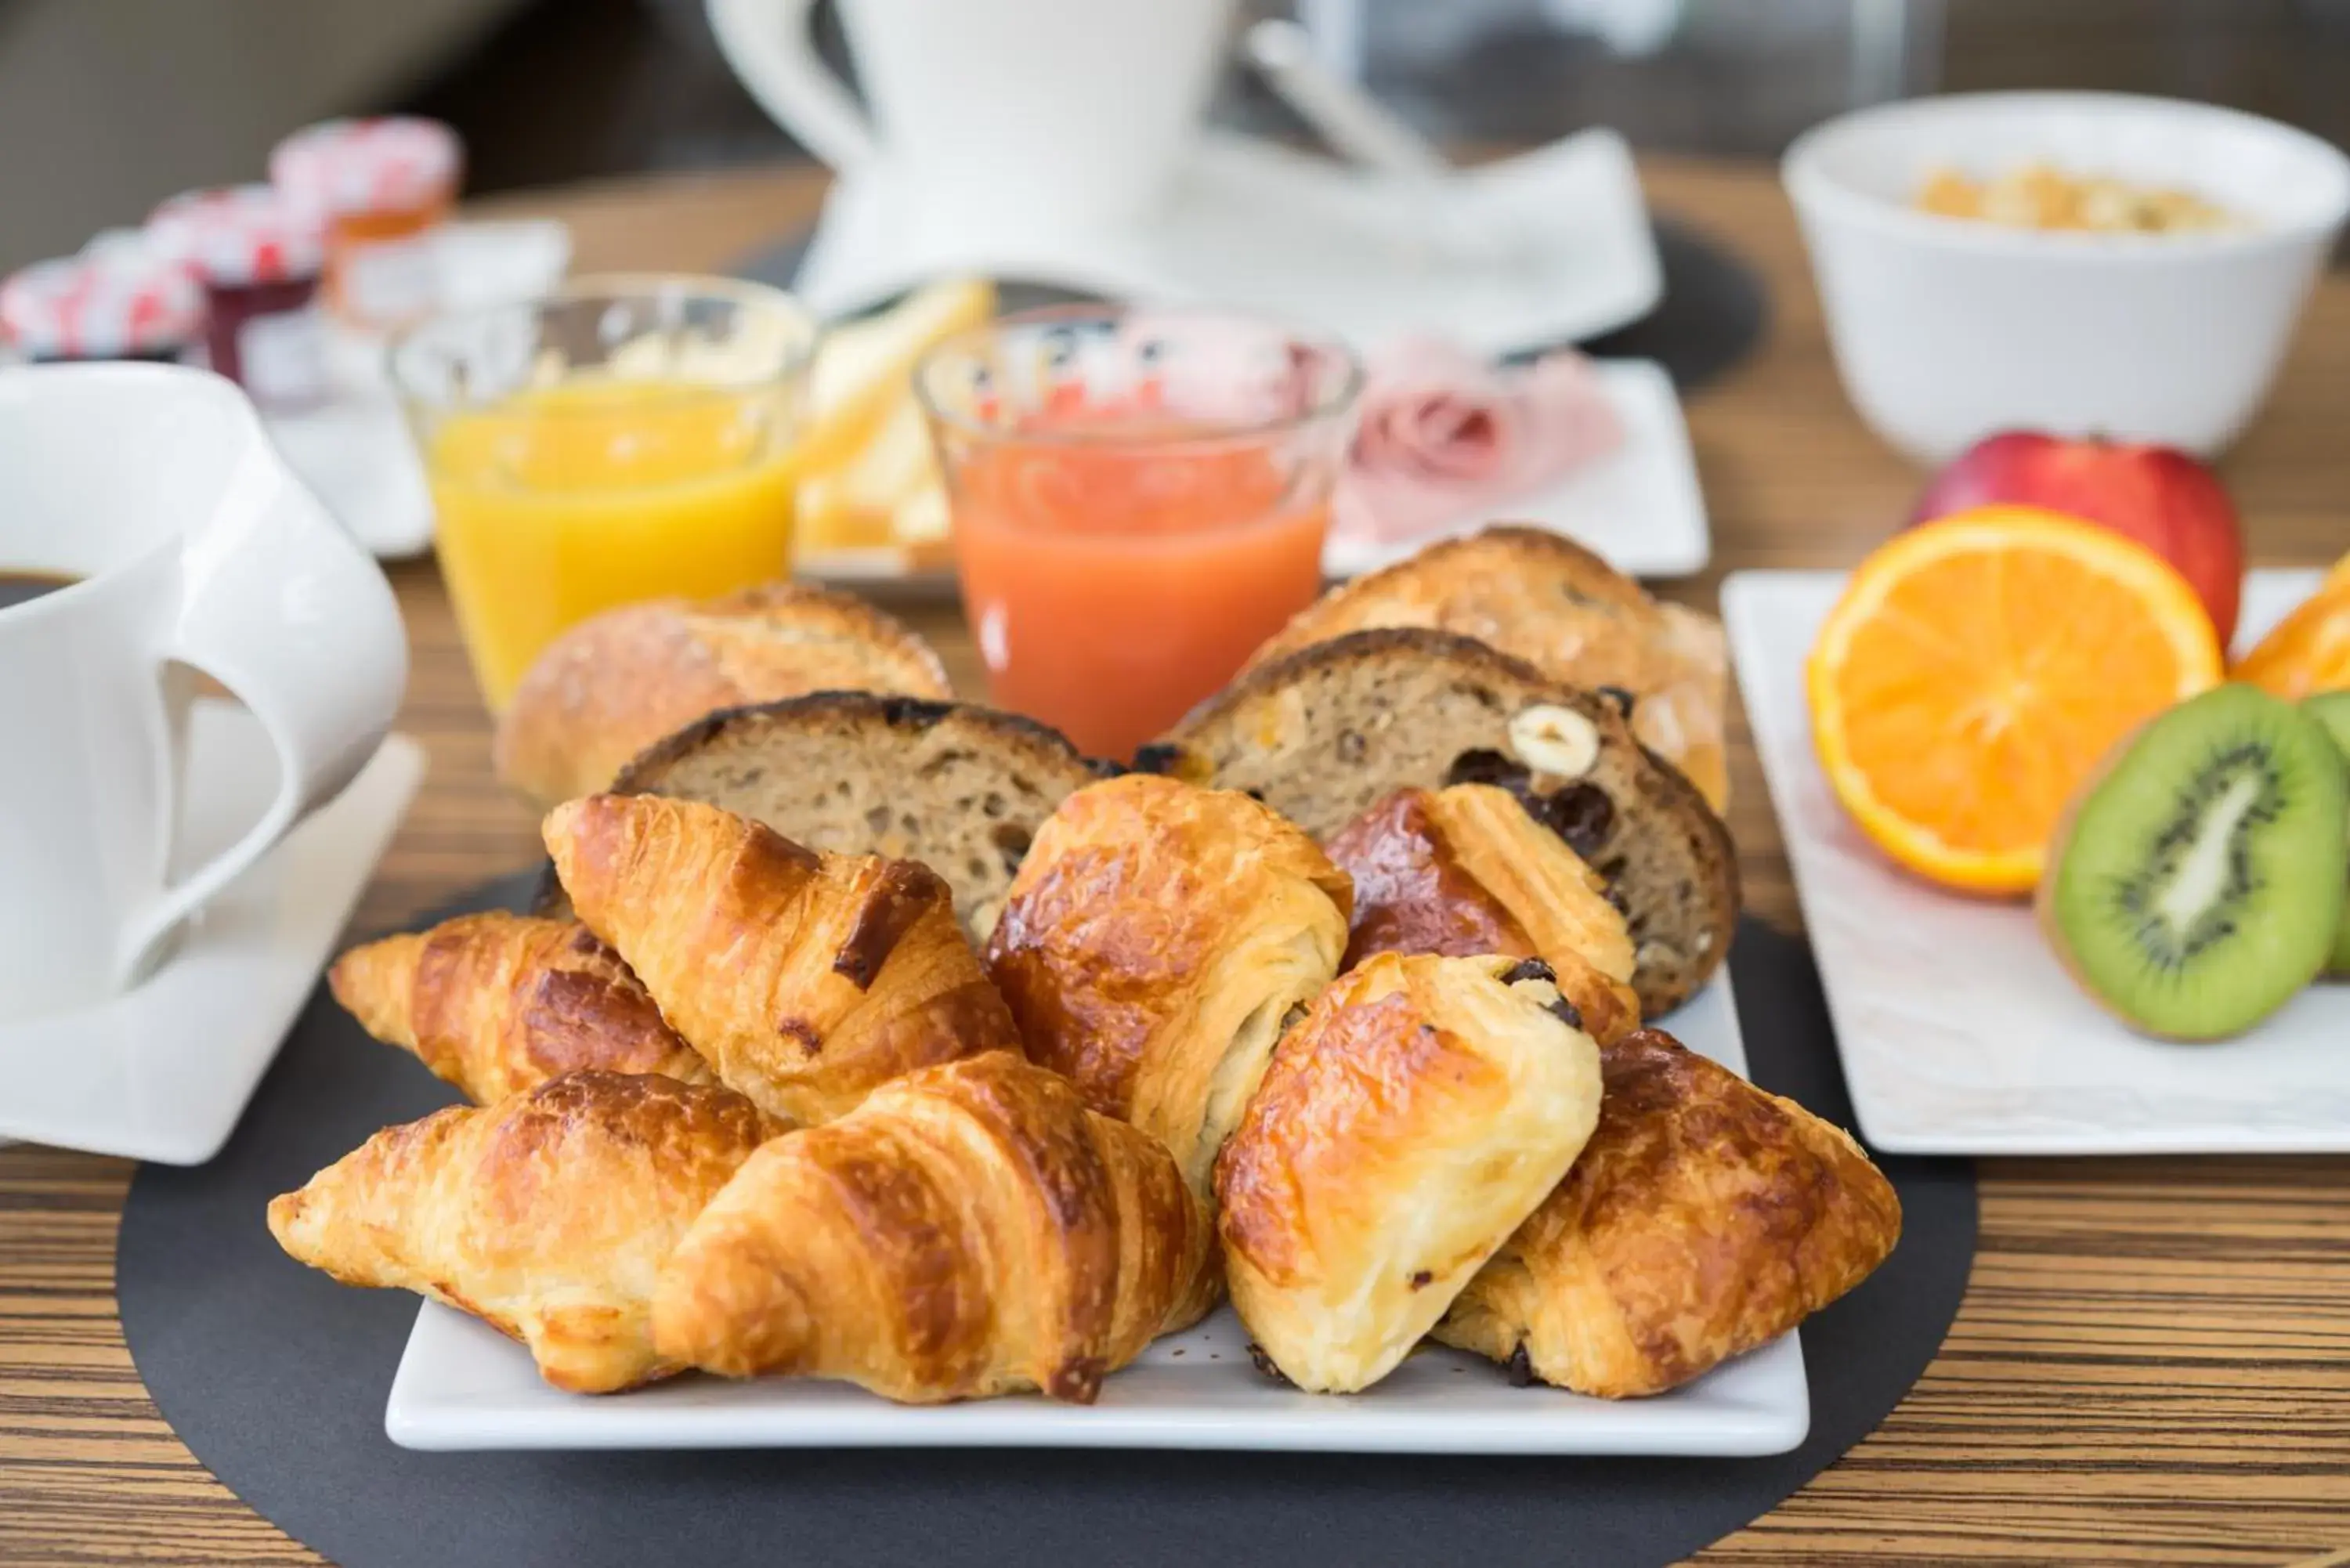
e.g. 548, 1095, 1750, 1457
537, 692, 1114, 941
1142, 629, 1737, 1017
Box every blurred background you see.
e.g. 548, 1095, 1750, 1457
7, 0, 2350, 270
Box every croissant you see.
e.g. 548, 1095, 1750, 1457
653, 1051, 1214, 1404
544, 793, 1022, 1125
328, 912, 711, 1104
267, 1071, 781, 1393
985, 773, 1353, 1198
1325, 783, 1643, 1045
1214, 953, 1603, 1393
1433, 1029, 1903, 1398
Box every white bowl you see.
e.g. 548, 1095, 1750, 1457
1783, 92, 2350, 464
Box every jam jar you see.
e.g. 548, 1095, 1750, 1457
0, 243, 201, 365
147, 184, 328, 409
270, 116, 462, 332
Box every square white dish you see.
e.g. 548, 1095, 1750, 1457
0, 700, 424, 1164
800, 358, 1708, 595
1321, 358, 1708, 582
1726, 566, 2350, 1156
385, 973, 1811, 1454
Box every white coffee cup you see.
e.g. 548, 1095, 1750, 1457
0, 364, 407, 1024
707, 0, 1235, 236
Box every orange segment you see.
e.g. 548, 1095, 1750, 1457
2232, 547, 2350, 699
1807, 506, 2225, 894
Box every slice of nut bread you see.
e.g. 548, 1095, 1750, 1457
1143, 629, 1737, 1017
537, 692, 1115, 941
1242, 526, 1731, 810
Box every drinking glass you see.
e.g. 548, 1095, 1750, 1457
391, 274, 819, 711
916, 304, 1361, 760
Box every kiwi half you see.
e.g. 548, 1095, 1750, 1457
2039, 684, 2348, 1041
2301, 689, 2350, 976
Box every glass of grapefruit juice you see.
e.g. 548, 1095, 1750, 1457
390, 276, 819, 711
916, 305, 1360, 761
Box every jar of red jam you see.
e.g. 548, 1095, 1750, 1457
147, 185, 327, 409
0, 244, 201, 365
269, 116, 462, 332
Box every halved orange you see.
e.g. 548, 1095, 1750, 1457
2232, 547, 2350, 699
1807, 506, 2225, 894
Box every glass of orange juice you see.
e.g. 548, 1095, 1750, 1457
389, 275, 819, 711
916, 304, 1361, 761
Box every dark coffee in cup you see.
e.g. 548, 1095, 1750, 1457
0, 570, 76, 612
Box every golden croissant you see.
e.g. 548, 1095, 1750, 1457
329, 912, 711, 1104
1434, 1029, 1902, 1397
653, 1051, 1216, 1404
1324, 784, 1643, 1046
544, 793, 1022, 1125
267, 1071, 782, 1393
985, 773, 1354, 1200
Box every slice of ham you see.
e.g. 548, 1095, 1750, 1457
1335, 337, 1625, 547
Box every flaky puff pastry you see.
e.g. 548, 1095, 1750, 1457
1434, 1029, 1901, 1397
653, 1051, 1215, 1404
1214, 953, 1603, 1393
267, 1071, 782, 1393
986, 773, 1353, 1201
1325, 783, 1643, 1046
329, 912, 712, 1104
545, 793, 1021, 1125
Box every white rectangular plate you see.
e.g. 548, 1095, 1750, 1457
803, 358, 1709, 596
385, 974, 1811, 1454
1321, 359, 1709, 582
1727, 567, 2350, 1156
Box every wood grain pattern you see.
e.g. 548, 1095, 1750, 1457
2, 157, 2347, 1567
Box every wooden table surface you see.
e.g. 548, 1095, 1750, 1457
3, 157, 2346, 1568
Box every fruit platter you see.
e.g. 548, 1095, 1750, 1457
1730, 433, 2350, 1154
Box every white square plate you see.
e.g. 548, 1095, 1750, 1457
1726, 567, 2350, 1156
384, 974, 1811, 1454
1321, 359, 1709, 582
801, 358, 1708, 594
0, 701, 424, 1164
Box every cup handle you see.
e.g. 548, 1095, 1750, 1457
115, 431, 408, 987
706, 0, 879, 173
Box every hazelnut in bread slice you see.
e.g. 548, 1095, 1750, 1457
1144, 628, 1736, 1018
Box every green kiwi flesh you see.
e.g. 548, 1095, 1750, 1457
2041, 685, 2348, 1041
2301, 689, 2350, 976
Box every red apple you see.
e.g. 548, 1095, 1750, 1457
1911, 432, 2243, 645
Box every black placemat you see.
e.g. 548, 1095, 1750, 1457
732, 215, 1766, 392
120, 875, 1970, 1568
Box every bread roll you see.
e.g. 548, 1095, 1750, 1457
494, 580, 951, 804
